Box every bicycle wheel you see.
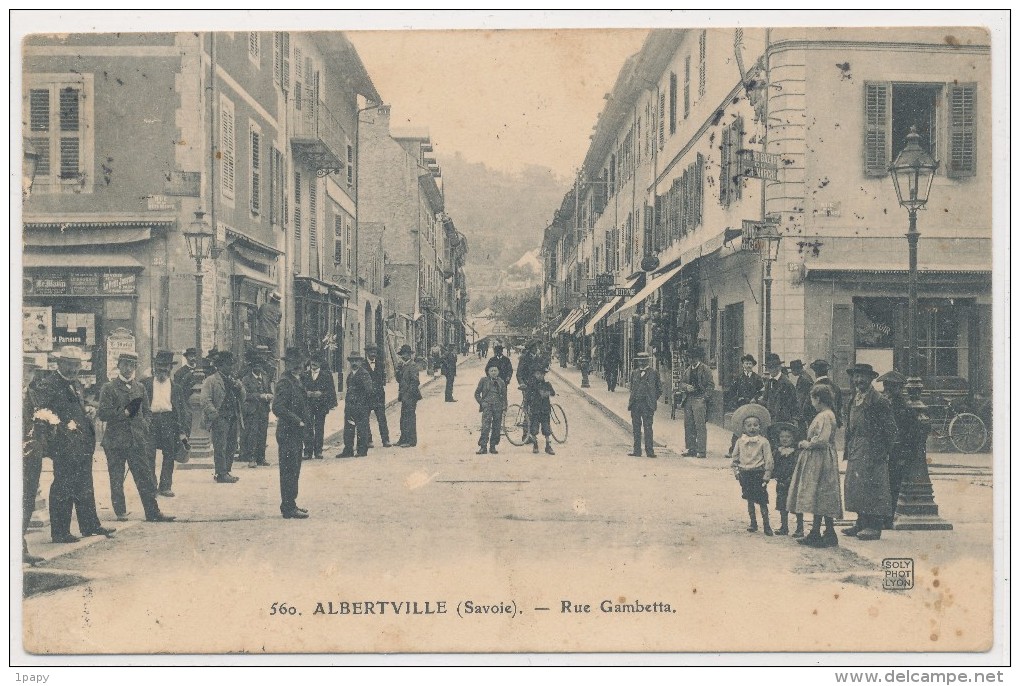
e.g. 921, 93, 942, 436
949, 412, 988, 453
503, 404, 528, 446
549, 403, 569, 444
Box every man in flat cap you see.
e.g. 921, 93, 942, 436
337, 353, 376, 458
98, 351, 174, 522
141, 350, 188, 497
273, 347, 310, 518
301, 353, 337, 459
241, 347, 274, 467
34, 346, 114, 542
364, 345, 391, 448
201, 350, 245, 483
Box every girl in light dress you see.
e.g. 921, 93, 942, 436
786, 384, 844, 548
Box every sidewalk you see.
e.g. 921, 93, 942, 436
549, 363, 993, 472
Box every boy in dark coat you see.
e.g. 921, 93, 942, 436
725, 353, 764, 457
474, 364, 508, 454
525, 366, 556, 455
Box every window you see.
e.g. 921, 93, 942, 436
248, 32, 261, 65
309, 178, 318, 248
293, 171, 302, 238
249, 123, 261, 215
333, 215, 343, 264
24, 75, 94, 192
346, 140, 354, 188
219, 96, 235, 200
294, 47, 303, 111
269, 145, 283, 226
346, 216, 353, 270
669, 72, 678, 135
609, 155, 616, 195
683, 56, 691, 119
698, 31, 707, 98
658, 92, 666, 149
863, 81, 977, 178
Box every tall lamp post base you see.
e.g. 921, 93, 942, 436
892, 377, 953, 531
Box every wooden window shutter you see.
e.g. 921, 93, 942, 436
695, 152, 705, 227
863, 82, 890, 177
732, 117, 744, 201
219, 96, 235, 198
948, 83, 977, 178
273, 33, 282, 84
719, 123, 731, 206
250, 127, 261, 214
281, 33, 291, 92
293, 170, 302, 238
658, 92, 666, 149
334, 216, 343, 264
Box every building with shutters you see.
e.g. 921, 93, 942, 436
22, 31, 380, 387
543, 26, 991, 412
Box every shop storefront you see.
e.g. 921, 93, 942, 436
226, 236, 281, 359
293, 276, 349, 373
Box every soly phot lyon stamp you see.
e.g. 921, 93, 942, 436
883, 558, 915, 590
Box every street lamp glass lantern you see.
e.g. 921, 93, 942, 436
890, 126, 939, 213
758, 223, 782, 262
184, 210, 214, 262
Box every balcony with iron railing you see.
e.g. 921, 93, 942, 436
290, 99, 348, 175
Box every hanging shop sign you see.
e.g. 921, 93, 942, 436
737, 149, 779, 181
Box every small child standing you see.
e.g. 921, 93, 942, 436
771, 422, 804, 537
525, 367, 556, 455
730, 404, 775, 535
474, 364, 508, 455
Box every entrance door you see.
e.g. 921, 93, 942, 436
720, 302, 744, 389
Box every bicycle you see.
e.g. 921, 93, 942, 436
926, 394, 988, 453
503, 402, 569, 445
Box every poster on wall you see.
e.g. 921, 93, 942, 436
105, 327, 136, 380
22, 306, 52, 352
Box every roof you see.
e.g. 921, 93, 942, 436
309, 32, 381, 104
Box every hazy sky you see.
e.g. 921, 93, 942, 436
347, 29, 648, 180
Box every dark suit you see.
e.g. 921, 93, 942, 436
34, 372, 104, 538
98, 375, 161, 520
760, 373, 799, 425
397, 359, 422, 446
272, 373, 309, 513
628, 367, 662, 455
844, 387, 898, 528
887, 392, 921, 525
789, 372, 815, 429
441, 350, 458, 401
301, 369, 338, 458
366, 357, 390, 446
241, 370, 273, 464
485, 354, 513, 387
172, 364, 199, 438
341, 366, 376, 456
141, 375, 184, 492
23, 383, 45, 536
683, 362, 714, 455
725, 372, 764, 412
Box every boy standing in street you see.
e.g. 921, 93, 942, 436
474, 364, 507, 455
525, 366, 556, 455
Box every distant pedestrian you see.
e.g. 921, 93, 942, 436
787, 384, 844, 548
364, 345, 391, 448
395, 345, 422, 448
730, 403, 774, 535
485, 344, 514, 389
200, 351, 245, 484
771, 422, 803, 537
627, 352, 661, 458
681, 346, 714, 458
525, 366, 556, 455
338, 353, 375, 457
604, 347, 620, 392
34, 347, 114, 543
441, 345, 458, 402
273, 347, 310, 519
842, 363, 898, 541
474, 364, 507, 455
725, 354, 764, 458
301, 354, 337, 460
241, 349, 274, 467
141, 350, 189, 497
99, 352, 175, 522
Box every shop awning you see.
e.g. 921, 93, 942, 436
232, 262, 277, 288
582, 295, 623, 336
22, 252, 145, 270
607, 260, 685, 324
553, 308, 584, 335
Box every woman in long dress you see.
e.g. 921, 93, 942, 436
786, 384, 844, 548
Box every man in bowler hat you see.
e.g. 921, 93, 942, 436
627, 352, 662, 458
338, 353, 376, 457
98, 351, 175, 522
364, 345, 391, 448
843, 363, 898, 540
34, 346, 115, 542
395, 344, 422, 447
681, 346, 714, 458
724, 353, 764, 458
759, 353, 799, 426
241, 348, 274, 467
273, 348, 310, 518
201, 350, 245, 483
141, 350, 188, 497
301, 353, 338, 459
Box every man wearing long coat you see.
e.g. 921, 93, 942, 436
843, 363, 898, 540
627, 353, 662, 458
338, 354, 376, 457
441, 346, 458, 402
365, 345, 391, 447
241, 350, 274, 467
759, 353, 799, 426
395, 345, 422, 447
273, 348, 310, 518
300, 354, 338, 459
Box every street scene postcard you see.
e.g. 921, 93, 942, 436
12, 11, 1008, 664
